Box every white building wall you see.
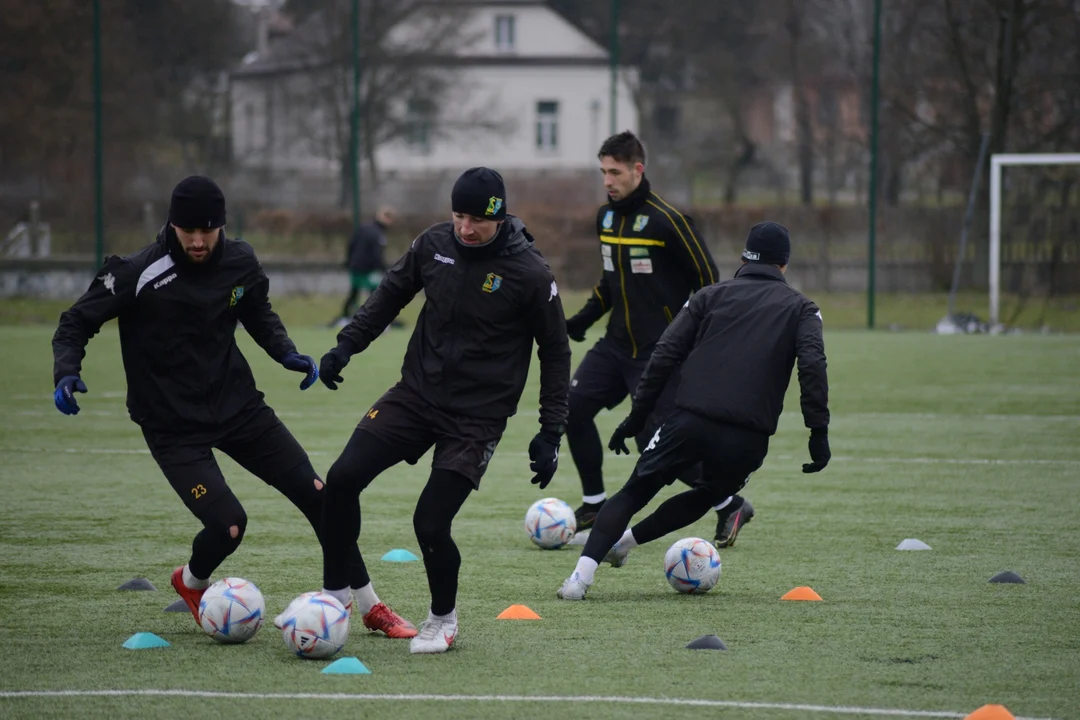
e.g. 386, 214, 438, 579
375, 65, 638, 173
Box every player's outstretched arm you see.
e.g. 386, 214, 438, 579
52, 255, 137, 415
319, 234, 425, 390
796, 301, 830, 473
236, 263, 298, 363
527, 272, 571, 489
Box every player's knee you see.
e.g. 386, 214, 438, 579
326, 457, 375, 497
313, 477, 324, 491
568, 393, 602, 427
412, 505, 450, 550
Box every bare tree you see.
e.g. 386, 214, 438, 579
263, 0, 514, 203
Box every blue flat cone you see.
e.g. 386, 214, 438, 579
163, 599, 189, 613
117, 577, 157, 591
122, 632, 170, 649
322, 657, 371, 674
381, 548, 419, 562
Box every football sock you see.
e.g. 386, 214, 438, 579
428, 608, 457, 625
415, 470, 473, 617
323, 587, 352, 608
616, 529, 639, 550
352, 582, 380, 616
182, 564, 210, 590
582, 493, 607, 505
714, 496, 733, 512
567, 394, 608, 496
631, 486, 717, 545
572, 557, 599, 585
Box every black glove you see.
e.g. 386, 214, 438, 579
54, 375, 87, 416
318, 345, 353, 390
528, 428, 562, 489
802, 427, 831, 473
608, 409, 649, 455
564, 314, 590, 342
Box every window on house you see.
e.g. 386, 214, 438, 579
495, 14, 515, 52
405, 98, 435, 154
243, 104, 256, 155
536, 100, 559, 152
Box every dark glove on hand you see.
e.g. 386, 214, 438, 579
318, 345, 353, 390
802, 427, 831, 473
608, 409, 649, 455
528, 429, 562, 489
564, 314, 590, 342
54, 375, 87, 416
281, 352, 319, 390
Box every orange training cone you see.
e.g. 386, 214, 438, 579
781, 586, 823, 601
964, 705, 1014, 720
497, 604, 542, 620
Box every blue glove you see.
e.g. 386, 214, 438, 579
54, 375, 88, 415
281, 352, 319, 391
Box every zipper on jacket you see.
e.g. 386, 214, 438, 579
615, 216, 638, 358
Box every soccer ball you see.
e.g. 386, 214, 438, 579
198, 577, 265, 643
281, 592, 350, 659
524, 497, 576, 549
663, 537, 722, 594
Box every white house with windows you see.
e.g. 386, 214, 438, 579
229, 0, 638, 185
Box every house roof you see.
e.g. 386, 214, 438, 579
233, 0, 612, 78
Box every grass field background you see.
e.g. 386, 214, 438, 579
0, 295, 1078, 719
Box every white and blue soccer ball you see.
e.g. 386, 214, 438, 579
663, 537, 722, 594
524, 497, 576, 549
198, 577, 265, 643
281, 592, 350, 659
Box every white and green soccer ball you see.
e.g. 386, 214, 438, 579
281, 592, 350, 659
524, 497, 576, 549
663, 537, 722, 593
198, 577, 265, 643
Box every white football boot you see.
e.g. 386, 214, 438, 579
409, 614, 458, 654
603, 542, 631, 568
556, 572, 590, 600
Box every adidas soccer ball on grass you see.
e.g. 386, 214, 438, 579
524, 497, 576, 549
198, 577, 265, 643
281, 592, 350, 659
663, 537, 722, 593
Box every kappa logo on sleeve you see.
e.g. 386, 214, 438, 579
549, 280, 558, 301
98, 273, 116, 295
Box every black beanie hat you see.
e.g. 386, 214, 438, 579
742, 221, 790, 265
168, 176, 226, 230
451, 167, 507, 221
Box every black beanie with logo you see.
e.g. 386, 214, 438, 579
742, 221, 790, 265
451, 167, 507, 221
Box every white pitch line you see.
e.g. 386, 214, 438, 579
0, 689, 1056, 719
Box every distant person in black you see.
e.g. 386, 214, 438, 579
336, 206, 399, 327
561, 130, 755, 549
557, 222, 831, 600
314, 167, 571, 653
49, 176, 384, 628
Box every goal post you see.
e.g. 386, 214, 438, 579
989, 153, 1080, 327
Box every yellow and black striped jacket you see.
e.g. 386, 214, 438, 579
570, 178, 718, 358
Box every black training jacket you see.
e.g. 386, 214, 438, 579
52, 227, 297, 431
568, 177, 719, 358
336, 216, 571, 427
633, 264, 829, 435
